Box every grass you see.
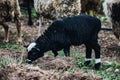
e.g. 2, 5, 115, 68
70, 51, 120, 80
0, 55, 20, 69
21, 7, 37, 19
47, 49, 120, 79
0, 46, 120, 80
0, 43, 21, 51
47, 49, 120, 80
96, 70, 120, 80
97, 62, 120, 80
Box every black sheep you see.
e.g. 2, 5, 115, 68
26, 14, 101, 70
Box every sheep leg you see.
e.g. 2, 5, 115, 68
38, 18, 42, 36
2, 23, 9, 42
14, 0, 22, 43
63, 46, 70, 57
52, 50, 58, 57
27, 0, 33, 26
15, 19, 22, 43
91, 37, 101, 70
84, 43, 92, 66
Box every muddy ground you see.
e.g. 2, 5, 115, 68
0, 17, 120, 80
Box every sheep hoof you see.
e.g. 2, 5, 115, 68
84, 61, 91, 66
3, 39, 9, 43
94, 63, 101, 70
17, 38, 22, 44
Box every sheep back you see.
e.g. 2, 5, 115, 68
36, 14, 101, 47
34, 0, 81, 20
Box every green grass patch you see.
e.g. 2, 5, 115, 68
0, 56, 20, 68
47, 50, 65, 57
70, 51, 120, 80
20, 8, 27, 16
21, 7, 37, 19
31, 8, 37, 18
96, 70, 120, 80
0, 43, 21, 51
